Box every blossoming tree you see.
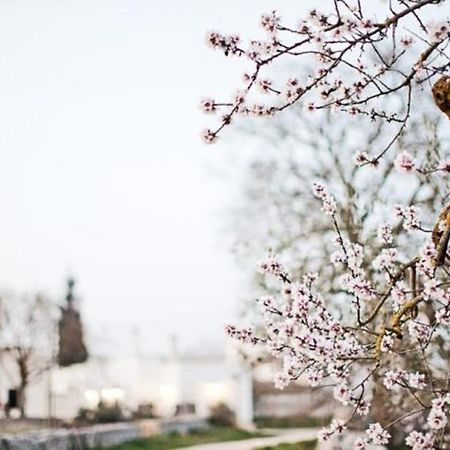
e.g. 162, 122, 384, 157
203, 1, 450, 449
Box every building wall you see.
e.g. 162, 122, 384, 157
0, 350, 252, 424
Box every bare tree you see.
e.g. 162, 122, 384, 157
0, 292, 55, 418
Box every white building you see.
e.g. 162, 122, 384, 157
0, 340, 253, 428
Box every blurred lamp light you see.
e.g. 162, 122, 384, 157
158, 384, 178, 414
203, 382, 228, 405
101, 387, 125, 405
84, 390, 100, 409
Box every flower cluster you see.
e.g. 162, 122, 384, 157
394, 205, 421, 231
384, 369, 426, 390
373, 248, 398, 273
206, 31, 242, 56
313, 182, 336, 216
427, 395, 450, 430
353, 423, 391, 449
405, 431, 434, 450
257, 251, 286, 279
352, 151, 372, 167
377, 223, 393, 245
260, 10, 279, 35
318, 419, 346, 442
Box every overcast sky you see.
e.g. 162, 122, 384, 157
0, 0, 323, 355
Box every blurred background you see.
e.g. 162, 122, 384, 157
0, 0, 326, 430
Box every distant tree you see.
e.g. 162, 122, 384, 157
0, 293, 55, 417
208, 402, 236, 427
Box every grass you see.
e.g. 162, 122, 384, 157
255, 441, 317, 450
93, 426, 266, 450
254, 416, 331, 429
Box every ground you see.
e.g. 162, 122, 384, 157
94, 427, 319, 450
255, 442, 316, 450
93, 427, 266, 450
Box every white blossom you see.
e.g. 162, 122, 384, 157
366, 423, 390, 446
405, 431, 434, 450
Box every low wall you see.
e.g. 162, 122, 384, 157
159, 415, 208, 434
0, 417, 208, 450
0, 423, 139, 450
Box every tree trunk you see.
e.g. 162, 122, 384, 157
17, 356, 28, 418
17, 385, 26, 418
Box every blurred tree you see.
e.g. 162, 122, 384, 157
0, 293, 55, 418
208, 402, 236, 427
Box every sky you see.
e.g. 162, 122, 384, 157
0, 0, 322, 355
2, 0, 439, 355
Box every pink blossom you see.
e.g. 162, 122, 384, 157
405, 431, 434, 450
373, 248, 397, 272
400, 36, 414, 48
394, 151, 416, 173
427, 407, 447, 430
427, 19, 450, 42
381, 333, 394, 352
353, 151, 370, 166
199, 97, 216, 114
201, 129, 216, 143
384, 369, 407, 390
258, 252, 285, 277
392, 282, 408, 310
258, 79, 273, 93
260, 11, 280, 34
354, 437, 367, 450
436, 307, 450, 325
366, 423, 390, 446
408, 372, 426, 389
318, 420, 346, 442
333, 382, 350, 405
408, 320, 431, 341
304, 102, 316, 112
377, 223, 393, 244
313, 182, 336, 216
394, 205, 420, 231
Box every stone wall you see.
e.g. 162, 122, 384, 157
0, 417, 208, 450
0, 423, 139, 450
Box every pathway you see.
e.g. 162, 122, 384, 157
181, 428, 318, 450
